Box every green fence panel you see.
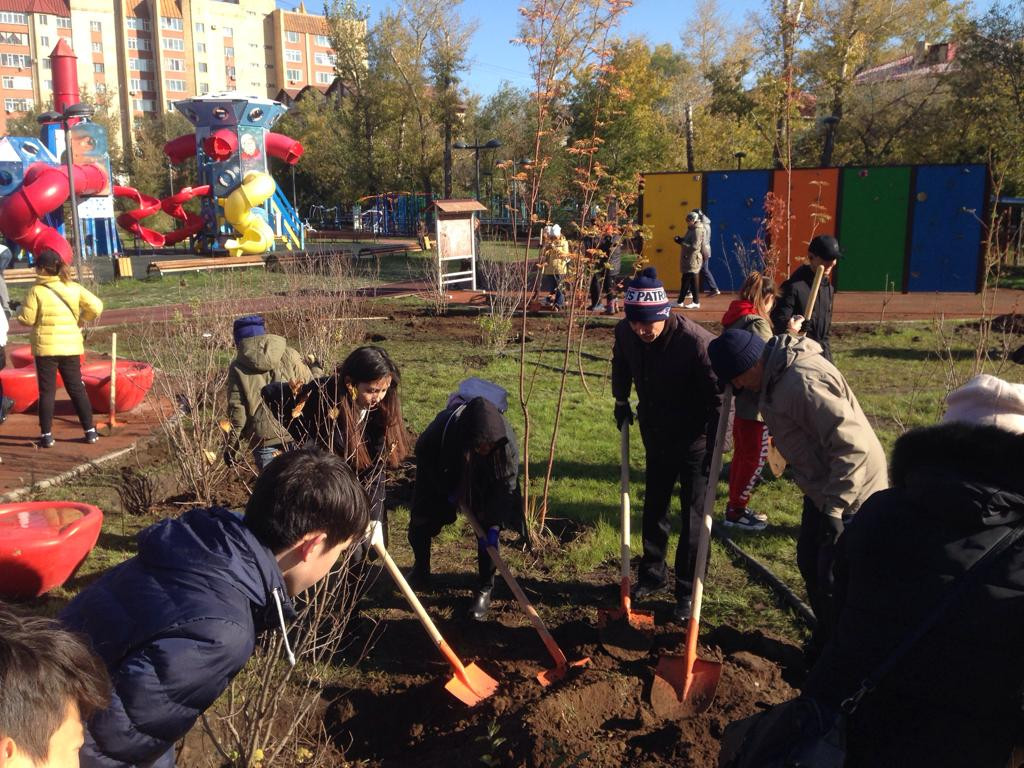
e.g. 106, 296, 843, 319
837, 166, 911, 291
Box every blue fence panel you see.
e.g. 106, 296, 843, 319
702, 170, 772, 292
907, 164, 986, 292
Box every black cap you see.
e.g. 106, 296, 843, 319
808, 235, 841, 261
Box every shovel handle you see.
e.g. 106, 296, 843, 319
620, 423, 631, 583
463, 511, 569, 669
687, 387, 734, 667
370, 535, 468, 676
803, 264, 826, 329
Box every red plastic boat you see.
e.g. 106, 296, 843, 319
80, 360, 155, 414
0, 367, 39, 412
0, 502, 104, 598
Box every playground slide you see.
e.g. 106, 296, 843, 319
265, 133, 304, 165
0, 161, 107, 263
115, 185, 211, 247
222, 171, 277, 257
164, 134, 197, 165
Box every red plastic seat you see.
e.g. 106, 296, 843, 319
0, 367, 39, 412
8, 344, 34, 368
0, 502, 104, 598
80, 361, 155, 414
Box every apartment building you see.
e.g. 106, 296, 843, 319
0, 0, 346, 150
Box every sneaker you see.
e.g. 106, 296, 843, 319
38, 433, 55, 449
676, 299, 687, 306
705, 290, 721, 297
724, 508, 767, 531
589, 303, 604, 312
683, 302, 701, 310
84, 428, 99, 444
0, 396, 14, 424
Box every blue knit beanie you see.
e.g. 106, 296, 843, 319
708, 329, 766, 383
233, 315, 266, 344
624, 267, 671, 323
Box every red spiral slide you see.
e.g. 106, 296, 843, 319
114, 184, 210, 247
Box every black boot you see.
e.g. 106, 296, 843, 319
468, 545, 497, 621
408, 527, 432, 589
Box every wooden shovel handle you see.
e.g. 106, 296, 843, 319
620, 423, 631, 583
803, 264, 826, 328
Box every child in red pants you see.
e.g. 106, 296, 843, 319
720, 271, 780, 530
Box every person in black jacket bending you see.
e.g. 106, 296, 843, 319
60, 449, 369, 768
408, 396, 524, 621
612, 267, 721, 622
771, 234, 838, 362
799, 374, 1024, 767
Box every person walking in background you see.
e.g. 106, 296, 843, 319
693, 209, 720, 297
708, 329, 887, 656
225, 314, 320, 471
719, 271, 781, 531
589, 220, 623, 314
15, 249, 103, 448
0, 604, 111, 768
771, 234, 839, 362
674, 211, 706, 309
539, 224, 571, 310
0, 242, 13, 318
612, 267, 721, 622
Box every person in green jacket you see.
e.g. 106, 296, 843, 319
225, 315, 319, 470
16, 249, 104, 448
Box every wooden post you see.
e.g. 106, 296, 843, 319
108, 332, 118, 429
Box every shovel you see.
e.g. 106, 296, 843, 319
598, 422, 655, 658
463, 511, 590, 687
368, 521, 498, 707
650, 386, 732, 718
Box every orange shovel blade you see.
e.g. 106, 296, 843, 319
650, 655, 723, 718
536, 656, 591, 687
445, 662, 499, 707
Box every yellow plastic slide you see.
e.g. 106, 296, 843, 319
221, 171, 277, 258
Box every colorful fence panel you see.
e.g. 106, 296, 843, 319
702, 170, 772, 292
641, 172, 703, 290
837, 166, 911, 291
907, 164, 987, 292
771, 168, 840, 278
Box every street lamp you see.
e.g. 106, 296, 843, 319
453, 137, 502, 202
62, 102, 94, 281
734, 151, 746, 170
820, 114, 841, 167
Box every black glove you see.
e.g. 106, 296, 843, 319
817, 515, 845, 595
673, 235, 684, 245
614, 402, 634, 430
223, 448, 236, 468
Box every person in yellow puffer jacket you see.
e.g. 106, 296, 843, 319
16, 249, 104, 448
539, 224, 571, 310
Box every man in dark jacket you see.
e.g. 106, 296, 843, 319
801, 374, 1024, 767
771, 234, 838, 362
408, 396, 523, 621
612, 267, 721, 622
60, 449, 369, 768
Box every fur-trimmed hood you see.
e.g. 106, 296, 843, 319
891, 422, 1024, 527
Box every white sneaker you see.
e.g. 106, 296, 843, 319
590, 303, 604, 312
676, 299, 687, 306
723, 509, 767, 531
684, 302, 700, 309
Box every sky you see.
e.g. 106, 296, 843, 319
289, 0, 764, 97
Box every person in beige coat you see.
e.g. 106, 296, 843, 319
674, 211, 708, 309
708, 329, 888, 655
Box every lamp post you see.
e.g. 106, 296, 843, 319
820, 114, 840, 167
454, 138, 502, 202
62, 102, 94, 281
734, 151, 746, 170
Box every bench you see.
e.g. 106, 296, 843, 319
355, 243, 410, 266
5, 265, 95, 284
146, 255, 265, 277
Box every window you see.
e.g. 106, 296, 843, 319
94, 82, 105, 93
91, 42, 102, 52
160, 17, 183, 30
93, 62, 104, 73
314, 52, 334, 66
167, 100, 174, 111
44, 79, 53, 89
0, 12, 27, 24
285, 30, 299, 43
286, 68, 301, 81
316, 71, 332, 84
225, 65, 235, 78
166, 58, 184, 71
130, 78, 153, 91
0, 32, 28, 45
194, 22, 204, 33
196, 42, 206, 53
38, 14, 48, 25
0, 54, 30, 67
315, 34, 330, 46
126, 17, 151, 31
198, 82, 208, 94
133, 98, 154, 111
250, 61, 259, 68
4, 98, 31, 112
167, 78, 185, 91
285, 49, 301, 63
1, 76, 12, 88
127, 37, 151, 50
224, 46, 233, 57
130, 57, 153, 71
162, 37, 184, 51
222, 26, 233, 37
42, 59, 50, 69
198, 62, 207, 72
89, 20, 101, 31
40, 36, 49, 46
56, 17, 71, 28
